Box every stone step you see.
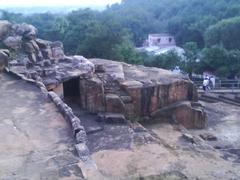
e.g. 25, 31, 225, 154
201, 93, 240, 106
219, 94, 240, 104
120, 95, 132, 104
199, 96, 218, 103
97, 113, 126, 124
235, 95, 240, 101
218, 98, 240, 107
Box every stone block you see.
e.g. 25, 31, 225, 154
151, 101, 207, 129
75, 143, 90, 158
98, 113, 126, 124
105, 94, 125, 113
76, 131, 87, 143
79, 78, 104, 113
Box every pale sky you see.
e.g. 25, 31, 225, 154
0, 0, 122, 7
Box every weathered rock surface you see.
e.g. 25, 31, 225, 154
0, 74, 84, 179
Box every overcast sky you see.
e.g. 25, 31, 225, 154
0, 0, 121, 7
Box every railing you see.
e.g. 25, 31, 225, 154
193, 79, 240, 90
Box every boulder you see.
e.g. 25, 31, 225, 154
0, 20, 12, 40
36, 39, 53, 59
12, 23, 37, 38
22, 40, 43, 63
3, 36, 22, 49
50, 41, 65, 60
23, 40, 39, 53
72, 55, 95, 73
36, 38, 51, 49
105, 94, 125, 113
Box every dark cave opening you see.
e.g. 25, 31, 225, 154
63, 78, 80, 100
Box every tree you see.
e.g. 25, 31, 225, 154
227, 49, 240, 78
199, 46, 229, 77
112, 40, 143, 64
144, 50, 182, 70
205, 17, 240, 50
183, 42, 199, 78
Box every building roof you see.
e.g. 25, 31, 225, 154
149, 33, 173, 37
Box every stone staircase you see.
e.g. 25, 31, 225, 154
199, 92, 240, 106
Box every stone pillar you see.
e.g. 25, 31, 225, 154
120, 80, 143, 118
79, 77, 104, 113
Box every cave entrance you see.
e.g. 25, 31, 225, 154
63, 78, 80, 103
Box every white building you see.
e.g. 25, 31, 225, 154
138, 33, 184, 57
146, 34, 176, 47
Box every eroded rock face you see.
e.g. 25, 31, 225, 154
1, 21, 66, 65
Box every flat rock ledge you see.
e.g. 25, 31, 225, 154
6, 69, 90, 162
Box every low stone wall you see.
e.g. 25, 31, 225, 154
6, 69, 90, 161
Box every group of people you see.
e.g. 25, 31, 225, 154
202, 75, 215, 92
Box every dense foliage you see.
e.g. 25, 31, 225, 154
1, 0, 240, 78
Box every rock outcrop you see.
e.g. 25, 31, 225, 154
81, 59, 206, 129
0, 49, 9, 73
1, 21, 207, 129
0, 20, 65, 65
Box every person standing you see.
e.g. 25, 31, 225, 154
203, 76, 210, 92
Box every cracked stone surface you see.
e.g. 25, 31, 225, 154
0, 73, 83, 180
91, 123, 240, 180
190, 101, 240, 163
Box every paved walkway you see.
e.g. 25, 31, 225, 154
0, 74, 83, 179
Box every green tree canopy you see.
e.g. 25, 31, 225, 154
205, 17, 240, 50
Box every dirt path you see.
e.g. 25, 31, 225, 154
0, 74, 83, 179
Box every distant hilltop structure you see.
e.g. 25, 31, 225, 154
138, 33, 184, 56
144, 33, 176, 47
